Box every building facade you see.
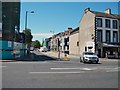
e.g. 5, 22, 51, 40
46, 27, 80, 55
2, 2, 20, 41
69, 27, 79, 55
79, 8, 120, 58
0, 1, 2, 59
1, 2, 26, 59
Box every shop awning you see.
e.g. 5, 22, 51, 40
102, 43, 120, 48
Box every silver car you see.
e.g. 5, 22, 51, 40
80, 52, 99, 63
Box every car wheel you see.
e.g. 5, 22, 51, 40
83, 58, 86, 63
80, 57, 82, 62
96, 61, 98, 64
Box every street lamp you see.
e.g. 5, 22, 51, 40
25, 11, 34, 30
24, 11, 34, 55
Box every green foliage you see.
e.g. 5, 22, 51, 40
23, 28, 33, 45
51, 45, 57, 51
32, 40, 41, 48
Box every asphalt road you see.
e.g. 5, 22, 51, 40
2, 51, 119, 88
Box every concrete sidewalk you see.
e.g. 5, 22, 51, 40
0, 53, 34, 62
41, 51, 119, 61
41, 51, 76, 60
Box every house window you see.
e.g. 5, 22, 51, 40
97, 30, 102, 42
113, 31, 118, 43
113, 20, 118, 29
105, 19, 111, 28
106, 30, 111, 43
97, 18, 102, 27
77, 41, 79, 47
85, 47, 87, 51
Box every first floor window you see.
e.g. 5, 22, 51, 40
113, 31, 118, 43
113, 20, 118, 29
77, 41, 79, 47
97, 30, 102, 42
105, 19, 111, 28
85, 47, 87, 51
106, 30, 111, 43
97, 18, 102, 27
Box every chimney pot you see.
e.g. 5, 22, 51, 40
84, 8, 90, 13
68, 27, 72, 30
105, 8, 111, 14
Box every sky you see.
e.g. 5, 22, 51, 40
20, 2, 118, 43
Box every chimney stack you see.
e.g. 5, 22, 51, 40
105, 8, 111, 14
84, 8, 90, 13
68, 27, 72, 30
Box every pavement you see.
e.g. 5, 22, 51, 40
41, 51, 119, 61
0, 54, 34, 62
0, 50, 119, 62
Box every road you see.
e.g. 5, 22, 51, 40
2, 51, 119, 88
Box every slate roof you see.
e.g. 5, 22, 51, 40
91, 11, 120, 19
70, 27, 79, 35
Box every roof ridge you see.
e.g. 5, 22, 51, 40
90, 10, 120, 18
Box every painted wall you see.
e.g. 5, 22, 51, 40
79, 11, 95, 54
69, 32, 79, 55
0, 40, 26, 60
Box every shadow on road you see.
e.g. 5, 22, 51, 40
83, 62, 102, 64
16, 53, 57, 62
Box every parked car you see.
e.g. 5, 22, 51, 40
80, 52, 99, 63
39, 47, 47, 52
30, 47, 34, 51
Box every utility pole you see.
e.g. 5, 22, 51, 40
24, 11, 34, 55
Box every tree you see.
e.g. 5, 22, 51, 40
32, 40, 41, 48
23, 28, 33, 46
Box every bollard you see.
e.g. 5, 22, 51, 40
64, 53, 69, 60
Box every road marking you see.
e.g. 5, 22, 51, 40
50, 68, 96, 71
51, 68, 81, 70
29, 71, 84, 74
106, 67, 119, 72
106, 70, 118, 72
81, 68, 93, 71
0, 66, 7, 68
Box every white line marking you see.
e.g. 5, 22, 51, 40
0, 66, 7, 68
51, 68, 95, 71
81, 68, 93, 71
51, 68, 81, 70
106, 70, 118, 72
29, 71, 84, 74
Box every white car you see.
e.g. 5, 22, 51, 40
80, 52, 99, 63
39, 47, 47, 52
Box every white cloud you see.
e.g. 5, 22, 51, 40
32, 33, 53, 37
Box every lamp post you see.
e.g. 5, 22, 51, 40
24, 11, 34, 55
25, 11, 34, 30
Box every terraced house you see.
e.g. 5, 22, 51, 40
79, 8, 120, 58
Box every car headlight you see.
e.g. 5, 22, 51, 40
84, 57, 89, 59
